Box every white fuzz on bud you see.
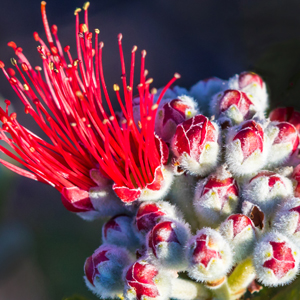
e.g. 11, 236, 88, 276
272, 197, 300, 244
102, 214, 141, 252
242, 171, 293, 215
189, 77, 227, 115
225, 120, 269, 176
265, 121, 299, 167
84, 244, 132, 299
253, 231, 300, 287
147, 220, 191, 270
194, 165, 239, 227
187, 227, 233, 282
220, 214, 256, 263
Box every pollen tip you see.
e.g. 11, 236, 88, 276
118, 33, 123, 41
64, 45, 70, 52
174, 73, 181, 79
103, 119, 109, 125
146, 78, 153, 85
141, 50, 147, 57
109, 116, 115, 121
151, 104, 159, 110
95, 28, 100, 34
83, 2, 90, 10
121, 119, 127, 124
41, 1, 46, 6
99, 41, 104, 48
0, 61, 5, 69
74, 8, 81, 15
113, 84, 120, 91
80, 23, 88, 33
51, 25, 58, 34
7, 41, 17, 50
132, 45, 137, 53
151, 88, 157, 95
33, 32, 39, 41
10, 58, 17, 66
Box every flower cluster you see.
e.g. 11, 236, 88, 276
1, 2, 300, 300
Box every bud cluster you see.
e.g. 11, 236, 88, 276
82, 71, 300, 300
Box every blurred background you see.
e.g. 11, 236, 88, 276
1, 0, 300, 299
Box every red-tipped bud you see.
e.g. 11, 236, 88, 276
172, 115, 220, 176
147, 220, 190, 270
211, 89, 255, 126
102, 214, 140, 252
270, 107, 300, 134
228, 72, 268, 112
225, 120, 268, 176
194, 165, 239, 227
265, 121, 299, 166
84, 244, 132, 298
187, 228, 232, 282
135, 201, 178, 234
124, 260, 172, 300
253, 232, 300, 286
243, 171, 293, 215
154, 96, 198, 142
220, 214, 256, 263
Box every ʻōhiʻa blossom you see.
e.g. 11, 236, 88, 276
0, 2, 179, 211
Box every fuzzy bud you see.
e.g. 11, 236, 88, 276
194, 165, 239, 227
155, 96, 198, 142
220, 214, 256, 263
253, 231, 300, 286
189, 77, 227, 115
242, 171, 293, 215
227, 72, 268, 112
172, 114, 220, 176
187, 228, 233, 282
84, 244, 132, 299
225, 120, 268, 176
272, 197, 300, 244
265, 121, 299, 166
270, 107, 300, 134
124, 260, 172, 300
135, 201, 178, 235
102, 214, 141, 252
211, 89, 255, 127
147, 220, 190, 270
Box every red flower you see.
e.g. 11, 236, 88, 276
0, 2, 179, 210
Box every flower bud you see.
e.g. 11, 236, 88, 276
187, 228, 233, 282
227, 72, 268, 112
135, 201, 178, 235
272, 197, 300, 244
211, 89, 255, 127
84, 244, 132, 299
172, 115, 220, 176
189, 77, 227, 115
124, 260, 172, 300
155, 96, 198, 142
265, 121, 299, 166
102, 214, 141, 252
270, 107, 300, 134
194, 165, 239, 227
242, 171, 293, 215
220, 214, 256, 263
225, 120, 268, 176
292, 164, 300, 197
253, 231, 300, 286
147, 220, 191, 270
